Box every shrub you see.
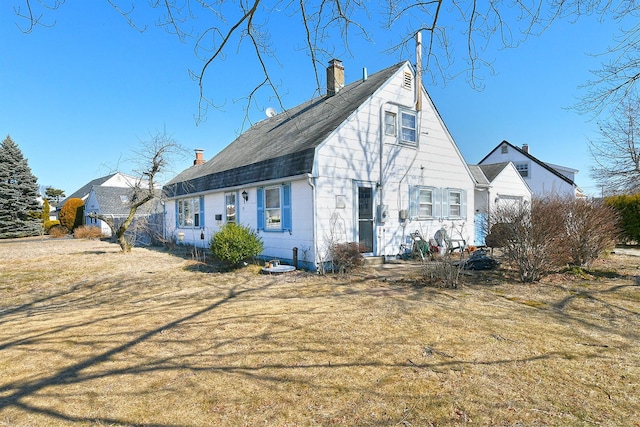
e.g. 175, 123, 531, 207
604, 194, 640, 244
48, 224, 69, 238
59, 198, 84, 231
210, 222, 263, 267
329, 242, 365, 274
562, 198, 619, 267
43, 220, 60, 232
73, 225, 103, 239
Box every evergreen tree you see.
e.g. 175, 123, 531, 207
0, 135, 42, 238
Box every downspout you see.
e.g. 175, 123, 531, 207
306, 174, 317, 270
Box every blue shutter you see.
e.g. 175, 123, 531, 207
460, 190, 467, 219
175, 200, 179, 228
433, 188, 441, 219
409, 186, 418, 219
256, 187, 264, 230
199, 195, 205, 227
282, 183, 292, 231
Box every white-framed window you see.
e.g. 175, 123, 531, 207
177, 197, 201, 228
448, 191, 462, 217
515, 162, 529, 178
265, 186, 281, 229
384, 111, 396, 136
257, 183, 292, 232
225, 192, 236, 223
418, 188, 434, 218
400, 110, 417, 145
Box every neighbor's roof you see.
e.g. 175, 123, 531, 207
479, 140, 577, 187
90, 186, 162, 216
61, 174, 118, 204
164, 61, 408, 197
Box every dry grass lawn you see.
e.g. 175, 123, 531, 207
0, 237, 639, 426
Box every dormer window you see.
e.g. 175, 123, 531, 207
515, 162, 529, 178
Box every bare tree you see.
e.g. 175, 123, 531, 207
12, 1, 639, 121
89, 131, 184, 252
589, 96, 640, 194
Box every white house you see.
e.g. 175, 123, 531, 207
163, 60, 515, 269
479, 140, 584, 198
84, 186, 163, 244
468, 162, 532, 245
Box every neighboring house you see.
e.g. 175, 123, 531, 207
163, 59, 501, 269
479, 140, 584, 198
468, 162, 532, 245
60, 172, 144, 206
84, 186, 163, 245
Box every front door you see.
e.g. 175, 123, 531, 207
357, 185, 374, 253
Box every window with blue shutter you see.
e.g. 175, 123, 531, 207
257, 184, 291, 232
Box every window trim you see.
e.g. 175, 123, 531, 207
418, 187, 435, 219
176, 196, 204, 228
264, 186, 282, 230
257, 183, 292, 233
225, 192, 237, 223
515, 162, 530, 178
384, 111, 396, 136
399, 109, 417, 145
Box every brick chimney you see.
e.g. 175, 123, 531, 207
522, 144, 529, 154
193, 149, 205, 166
327, 59, 344, 97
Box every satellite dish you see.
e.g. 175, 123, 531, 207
266, 107, 277, 117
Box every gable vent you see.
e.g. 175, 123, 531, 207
403, 71, 413, 90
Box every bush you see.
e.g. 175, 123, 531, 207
604, 194, 640, 244
210, 222, 263, 267
73, 225, 103, 239
44, 220, 60, 233
48, 224, 69, 238
329, 242, 365, 274
562, 198, 619, 267
59, 198, 84, 231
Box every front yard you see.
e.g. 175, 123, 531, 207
0, 238, 638, 426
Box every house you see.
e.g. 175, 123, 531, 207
84, 186, 163, 245
479, 140, 584, 198
163, 59, 505, 269
468, 162, 532, 245
60, 172, 143, 206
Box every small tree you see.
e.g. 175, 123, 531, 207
41, 198, 50, 224
210, 222, 263, 268
44, 186, 65, 205
58, 198, 84, 232
88, 131, 183, 252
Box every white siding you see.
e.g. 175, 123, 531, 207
482, 145, 577, 198
314, 63, 476, 257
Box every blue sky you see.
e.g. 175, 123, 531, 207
0, 2, 623, 198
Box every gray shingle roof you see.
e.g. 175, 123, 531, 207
91, 186, 162, 216
61, 174, 118, 205
164, 62, 408, 197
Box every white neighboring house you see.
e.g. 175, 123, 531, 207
84, 186, 163, 244
469, 162, 532, 246
60, 172, 143, 206
479, 140, 584, 198
163, 60, 515, 270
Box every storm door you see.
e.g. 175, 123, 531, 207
356, 185, 374, 254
